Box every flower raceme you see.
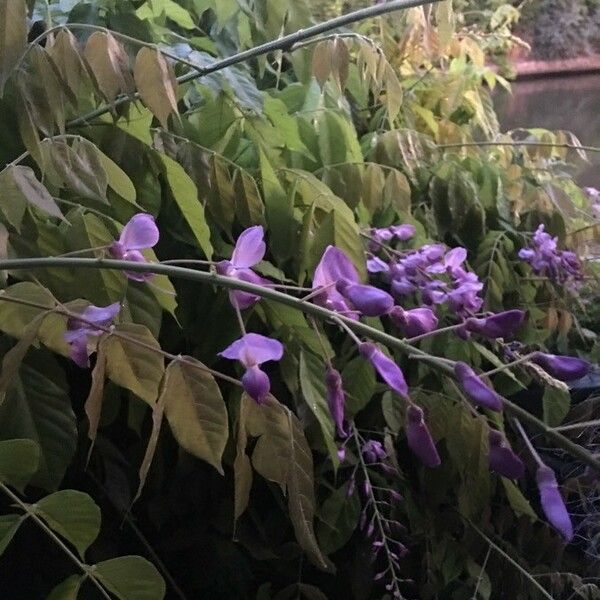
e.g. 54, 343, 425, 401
361, 439, 387, 464
108, 213, 159, 281
488, 430, 525, 479
216, 226, 271, 310
219, 333, 283, 404
536, 465, 574, 541
454, 362, 503, 411
64, 302, 121, 367
531, 352, 590, 382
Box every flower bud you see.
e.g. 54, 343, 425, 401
389, 306, 438, 338
488, 430, 525, 479
465, 310, 526, 339
359, 343, 408, 398
336, 279, 394, 316
405, 405, 441, 468
454, 362, 503, 411
531, 352, 590, 382
536, 465, 573, 542
325, 367, 346, 437
242, 366, 271, 404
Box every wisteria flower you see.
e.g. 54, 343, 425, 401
219, 333, 283, 404
361, 440, 387, 463
536, 465, 573, 542
216, 226, 271, 310
64, 302, 121, 367
389, 306, 438, 338
312, 246, 361, 317
426, 247, 467, 276
335, 279, 394, 317
405, 404, 441, 468
359, 342, 408, 398
531, 352, 590, 382
488, 430, 524, 479
325, 367, 346, 437
454, 362, 503, 411
109, 213, 159, 281
465, 310, 526, 339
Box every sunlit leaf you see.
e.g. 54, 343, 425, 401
134, 395, 164, 503
0, 0, 26, 96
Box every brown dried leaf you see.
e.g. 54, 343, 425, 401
133, 47, 179, 129
47, 29, 89, 99
312, 40, 332, 88
84, 32, 133, 103
330, 37, 349, 91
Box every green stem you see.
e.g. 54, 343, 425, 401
436, 140, 600, 154
0, 482, 111, 600
66, 0, 443, 128
0, 256, 597, 472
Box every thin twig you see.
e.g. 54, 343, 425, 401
437, 140, 600, 154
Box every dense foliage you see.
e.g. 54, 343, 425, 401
0, 0, 598, 598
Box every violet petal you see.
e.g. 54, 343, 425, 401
454, 362, 503, 411
531, 352, 590, 382
359, 342, 409, 398
405, 404, 441, 468
231, 225, 266, 268
118, 213, 159, 250
536, 465, 573, 542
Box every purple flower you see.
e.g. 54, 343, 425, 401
336, 279, 394, 316
367, 255, 389, 274
361, 440, 387, 463
531, 352, 590, 382
312, 246, 361, 318
219, 333, 283, 404
109, 214, 159, 281
389, 306, 438, 338
65, 302, 121, 367
325, 367, 346, 437
465, 310, 526, 339
390, 224, 416, 240
488, 430, 524, 479
536, 465, 573, 542
216, 226, 271, 310
405, 404, 441, 468
454, 362, 503, 411
359, 342, 408, 398
426, 246, 467, 275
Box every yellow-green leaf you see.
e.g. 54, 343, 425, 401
162, 359, 228, 474
0, 0, 27, 96
0, 438, 40, 492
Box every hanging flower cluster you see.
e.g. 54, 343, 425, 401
518, 224, 583, 290
61, 218, 592, 547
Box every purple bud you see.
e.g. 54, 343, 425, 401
325, 367, 347, 437
361, 440, 387, 463
405, 405, 441, 468
363, 480, 372, 497
337, 446, 346, 462
389, 489, 403, 503
336, 280, 394, 316
359, 342, 409, 398
531, 352, 590, 382
488, 430, 525, 479
536, 465, 573, 542
346, 477, 355, 498
389, 306, 438, 338
367, 256, 390, 274
391, 278, 417, 297
242, 365, 271, 404
465, 310, 526, 339
390, 224, 416, 240
454, 362, 503, 411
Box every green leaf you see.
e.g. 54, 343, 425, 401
94, 555, 166, 600
317, 482, 360, 554
342, 357, 376, 416
68, 211, 127, 305
0, 165, 66, 224
245, 397, 333, 571
97, 150, 137, 204
161, 359, 228, 474
35, 490, 101, 558
0, 438, 39, 492
316, 111, 362, 167
0, 283, 55, 339
542, 386, 570, 427
0, 0, 27, 96
104, 324, 164, 405
501, 479, 537, 521
299, 351, 339, 468
0, 514, 22, 556
46, 575, 84, 600
260, 149, 295, 262
0, 353, 76, 491
136, 0, 195, 29
160, 153, 213, 259
233, 169, 265, 227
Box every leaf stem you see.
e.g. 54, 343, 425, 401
482, 353, 536, 377
0, 482, 112, 600
513, 418, 545, 468
436, 140, 600, 154
0, 257, 597, 472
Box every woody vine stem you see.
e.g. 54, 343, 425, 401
0, 256, 597, 472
